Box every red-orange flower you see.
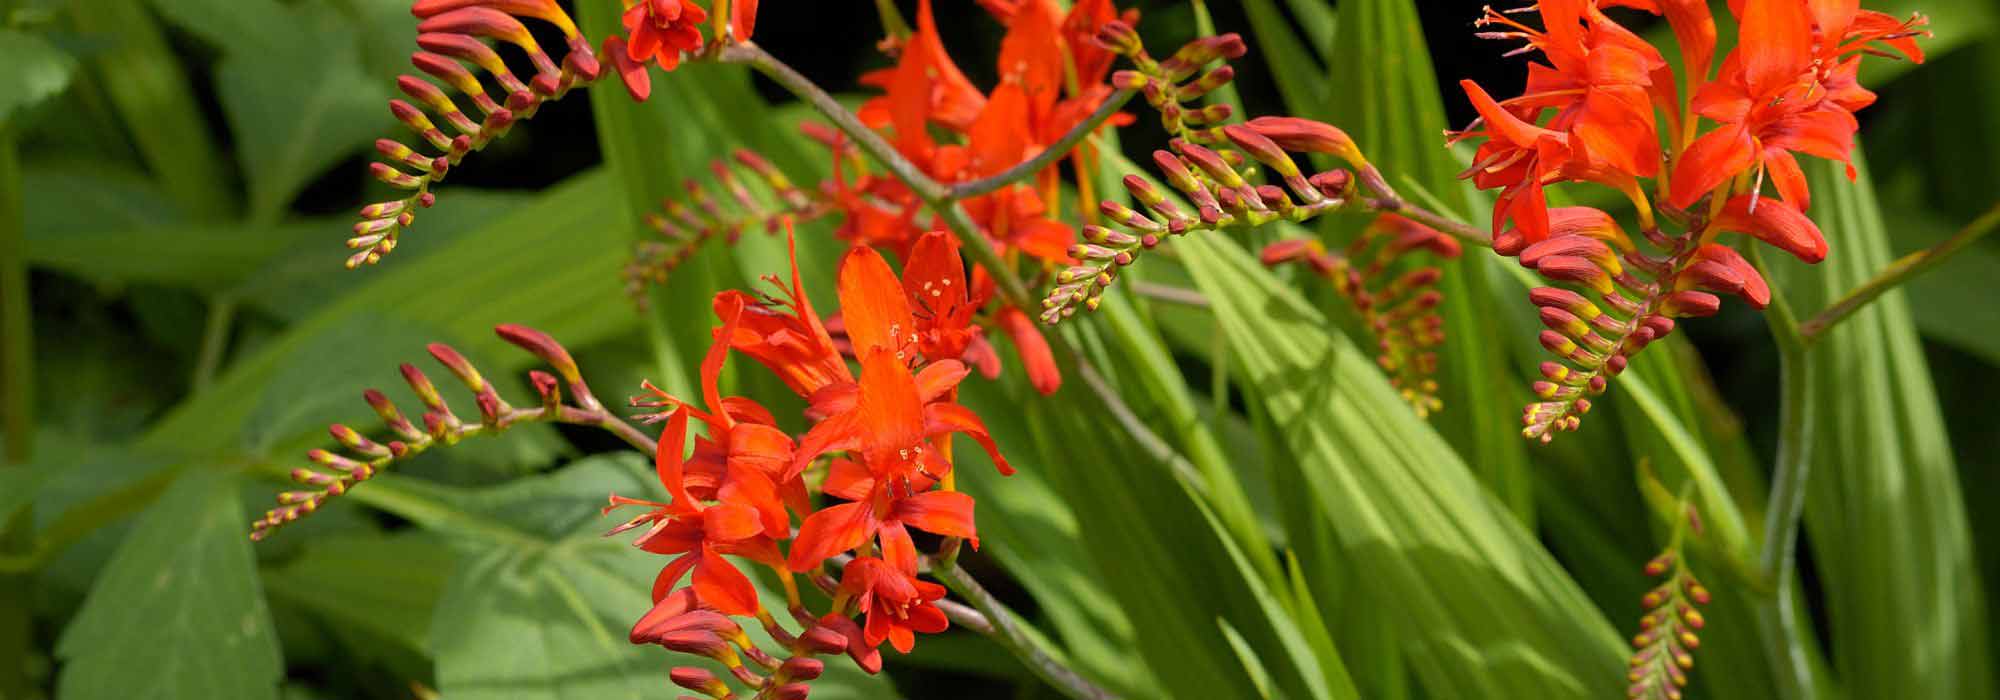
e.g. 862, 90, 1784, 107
1476, 0, 1670, 179
622, 0, 708, 71
787, 246, 1013, 484
786, 457, 978, 572
604, 408, 778, 617
903, 232, 985, 365
859, 0, 986, 163
1667, 0, 1928, 210
717, 233, 851, 401
838, 556, 951, 653
1456, 79, 1644, 244
1668, 0, 1850, 210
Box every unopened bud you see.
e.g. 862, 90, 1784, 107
1094, 21, 1142, 55
778, 657, 823, 682
670, 667, 730, 697
1245, 116, 1366, 165
1662, 291, 1722, 318
800, 626, 847, 655
1533, 256, 1615, 295
1308, 170, 1352, 199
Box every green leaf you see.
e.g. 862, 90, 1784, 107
421, 454, 898, 700
954, 381, 1158, 697
54, 471, 283, 700
151, 0, 391, 221
0, 30, 77, 125
68, 0, 235, 218
1175, 232, 1626, 699
261, 530, 452, 661
136, 170, 635, 457
1763, 150, 1996, 700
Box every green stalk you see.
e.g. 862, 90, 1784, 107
0, 124, 27, 466
1797, 200, 2000, 343
0, 121, 33, 700
190, 297, 237, 392
932, 559, 1118, 700
1756, 249, 1816, 700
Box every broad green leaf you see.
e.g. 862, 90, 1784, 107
21, 162, 186, 241
955, 380, 1158, 697
151, 0, 391, 221
227, 191, 531, 320
1176, 232, 1625, 699
1294, 0, 1536, 524
0, 30, 76, 125
137, 170, 635, 456
54, 471, 283, 700
261, 530, 452, 663
1763, 151, 1996, 700
419, 454, 898, 700
68, 0, 234, 218
1012, 377, 1351, 700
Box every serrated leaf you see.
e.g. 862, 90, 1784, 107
54, 471, 283, 700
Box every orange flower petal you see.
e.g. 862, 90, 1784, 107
837, 245, 918, 357
787, 501, 875, 571
1714, 194, 1828, 263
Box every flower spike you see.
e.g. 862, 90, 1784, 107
352, 0, 605, 268
250, 326, 618, 541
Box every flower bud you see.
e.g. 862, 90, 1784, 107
1662, 291, 1721, 318
670, 667, 730, 698
329, 424, 390, 458
1715, 195, 1827, 264
1308, 170, 1352, 200
800, 626, 848, 655
1532, 256, 1615, 295
778, 657, 823, 682
1094, 21, 1142, 55
1244, 116, 1366, 165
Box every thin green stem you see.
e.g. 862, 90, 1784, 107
1367, 197, 1490, 248
0, 125, 28, 466
1755, 248, 1816, 700
1797, 199, 2000, 343
931, 558, 1118, 700
190, 297, 237, 392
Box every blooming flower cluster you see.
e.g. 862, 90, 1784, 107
604, 231, 1014, 695
1451, 0, 1927, 441
628, 0, 1144, 399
